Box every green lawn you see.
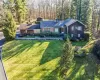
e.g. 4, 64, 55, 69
2, 40, 63, 80
72, 41, 88, 46
2, 40, 100, 80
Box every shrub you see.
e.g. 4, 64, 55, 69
51, 32, 60, 37
91, 40, 100, 59
74, 47, 87, 58
59, 38, 74, 78
34, 33, 40, 36
84, 32, 90, 41
39, 32, 60, 37
63, 34, 71, 41
81, 48, 89, 54
3, 11, 16, 41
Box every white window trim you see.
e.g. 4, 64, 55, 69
55, 28, 58, 32
71, 26, 74, 31
77, 26, 82, 31
71, 34, 74, 37
78, 34, 81, 37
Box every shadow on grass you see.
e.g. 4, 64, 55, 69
72, 41, 88, 47
66, 57, 86, 80
68, 53, 100, 80
40, 41, 63, 65
83, 53, 100, 80
41, 54, 100, 80
2, 40, 43, 60
42, 67, 59, 80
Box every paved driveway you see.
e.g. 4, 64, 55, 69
0, 32, 7, 80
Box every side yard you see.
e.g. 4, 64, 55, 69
2, 40, 100, 80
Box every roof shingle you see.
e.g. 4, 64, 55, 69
27, 24, 40, 30
40, 20, 58, 28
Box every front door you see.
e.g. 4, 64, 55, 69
59, 28, 64, 33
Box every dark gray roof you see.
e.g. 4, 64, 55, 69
40, 20, 58, 28
27, 24, 40, 30
27, 19, 85, 30
65, 19, 85, 26
55, 19, 85, 27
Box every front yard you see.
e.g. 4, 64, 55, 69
2, 40, 100, 80
2, 40, 63, 80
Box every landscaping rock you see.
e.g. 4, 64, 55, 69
92, 40, 100, 60
74, 53, 86, 57
74, 46, 82, 53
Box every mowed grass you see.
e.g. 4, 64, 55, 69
2, 40, 100, 80
2, 40, 63, 80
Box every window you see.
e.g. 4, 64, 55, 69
44, 28, 50, 32
71, 34, 74, 37
34, 29, 40, 33
55, 28, 58, 32
78, 34, 81, 37
77, 26, 82, 31
71, 26, 74, 31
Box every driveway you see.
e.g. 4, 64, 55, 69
0, 32, 7, 80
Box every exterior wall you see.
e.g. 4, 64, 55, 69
59, 28, 65, 33
50, 28, 54, 32
34, 29, 40, 34
55, 28, 59, 33
41, 27, 54, 32
20, 29, 27, 35
27, 30, 34, 34
68, 22, 85, 39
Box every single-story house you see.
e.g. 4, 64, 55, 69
27, 24, 40, 34
20, 19, 85, 39
40, 20, 58, 33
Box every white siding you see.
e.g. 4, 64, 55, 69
55, 28, 59, 33
34, 29, 40, 33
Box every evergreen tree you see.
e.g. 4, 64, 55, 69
87, 0, 94, 40
70, 0, 77, 19
81, 0, 90, 24
3, 11, 16, 41
70, 0, 90, 24
76, 0, 82, 21
59, 39, 74, 79
15, 0, 27, 23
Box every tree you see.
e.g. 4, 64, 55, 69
70, 0, 77, 19
87, 0, 94, 40
3, 11, 16, 41
15, 0, 27, 23
81, 0, 90, 24
59, 39, 74, 79
0, 0, 4, 27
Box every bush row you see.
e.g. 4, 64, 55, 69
84, 32, 90, 41
33, 32, 62, 37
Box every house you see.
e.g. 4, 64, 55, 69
20, 19, 85, 40
27, 24, 40, 34
55, 19, 85, 39
19, 24, 29, 35
40, 20, 58, 33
